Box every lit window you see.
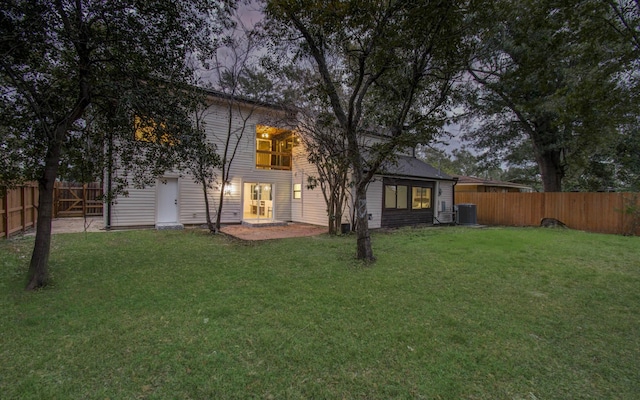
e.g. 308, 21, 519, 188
255, 125, 293, 170
412, 187, 431, 209
134, 116, 176, 145
293, 183, 302, 199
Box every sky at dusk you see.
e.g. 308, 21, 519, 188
207, 1, 465, 154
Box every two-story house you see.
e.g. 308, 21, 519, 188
106, 91, 456, 230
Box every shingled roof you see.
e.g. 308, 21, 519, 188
378, 155, 454, 180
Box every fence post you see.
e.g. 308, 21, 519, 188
21, 186, 26, 233
53, 181, 58, 218
83, 183, 87, 217
33, 183, 38, 225
28, 183, 35, 230
619, 193, 624, 235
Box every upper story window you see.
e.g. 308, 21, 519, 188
134, 116, 177, 145
256, 125, 293, 171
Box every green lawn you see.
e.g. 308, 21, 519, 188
1, 227, 639, 399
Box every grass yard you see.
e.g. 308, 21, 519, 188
1, 227, 639, 399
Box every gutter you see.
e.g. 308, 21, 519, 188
105, 171, 112, 230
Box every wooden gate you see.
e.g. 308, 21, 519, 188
54, 182, 103, 217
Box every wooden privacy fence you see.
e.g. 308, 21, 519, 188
455, 192, 640, 235
54, 182, 103, 218
1, 182, 104, 238
1, 183, 38, 238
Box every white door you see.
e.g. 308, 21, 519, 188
157, 178, 178, 223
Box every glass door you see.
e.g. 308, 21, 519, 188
243, 182, 273, 221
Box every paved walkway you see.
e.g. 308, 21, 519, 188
51, 217, 105, 233
22, 217, 105, 236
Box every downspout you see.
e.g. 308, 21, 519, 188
105, 171, 112, 230
452, 177, 458, 225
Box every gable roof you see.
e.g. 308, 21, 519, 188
378, 155, 454, 180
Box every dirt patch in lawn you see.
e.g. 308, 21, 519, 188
220, 223, 327, 241
22, 217, 105, 236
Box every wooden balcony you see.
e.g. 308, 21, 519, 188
256, 150, 292, 171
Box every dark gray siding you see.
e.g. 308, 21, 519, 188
381, 178, 435, 228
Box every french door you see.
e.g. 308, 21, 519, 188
243, 182, 273, 221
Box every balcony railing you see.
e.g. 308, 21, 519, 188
256, 150, 292, 171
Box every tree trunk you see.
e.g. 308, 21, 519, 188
334, 203, 343, 235
536, 149, 564, 192
327, 196, 337, 235
354, 184, 374, 261
26, 140, 61, 290
215, 181, 225, 231
531, 119, 565, 192
202, 181, 215, 233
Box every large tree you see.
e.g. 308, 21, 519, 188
265, 0, 466, 261
462, 0, 633, 192
608, 0, 640, 191
0, 0, 233, 289
608, 0, 640, 52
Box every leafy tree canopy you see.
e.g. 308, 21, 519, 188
264, 0, 468, 260
0, 0, 234, 289
1, 0, 232, 189
461, 0, 636, 192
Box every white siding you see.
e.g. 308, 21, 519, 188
291, 141, 329, 226
176, 175, 243, 226
204, 101, 293, 223
178, 175, 207, 225
109, 185, 156, 227
109, 98, 293, 228
109, 172, 183, 228
241, 170, 292, 221
434, 180, 455, 224
107, 96, 447, 229
291, 146, 398, 229
219, 178, 242, 223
